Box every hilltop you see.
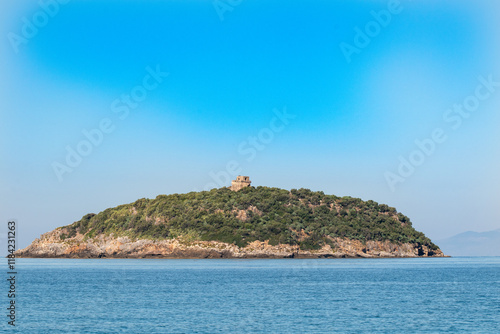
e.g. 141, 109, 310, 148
17, 187, 444, 258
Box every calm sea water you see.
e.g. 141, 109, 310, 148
2, 257, 499, 333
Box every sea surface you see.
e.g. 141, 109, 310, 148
2, 257, 499, 333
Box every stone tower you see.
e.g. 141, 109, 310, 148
230, 175, 251, 191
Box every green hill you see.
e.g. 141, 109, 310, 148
60, 186, 438, 251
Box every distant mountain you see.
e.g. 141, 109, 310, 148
437, 229, 500, 256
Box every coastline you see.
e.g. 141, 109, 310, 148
15, 228, 445, 259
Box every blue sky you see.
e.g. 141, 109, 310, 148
1, 0, 499, 248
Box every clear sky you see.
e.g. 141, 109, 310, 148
1, 0, 499, 249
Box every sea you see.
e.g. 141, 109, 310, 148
2, 257, 499, 333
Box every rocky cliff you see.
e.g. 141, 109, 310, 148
16, 227, 444, 258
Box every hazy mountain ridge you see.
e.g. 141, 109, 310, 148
437, 229, 500, 256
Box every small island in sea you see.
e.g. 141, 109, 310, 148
17, 176, 444, 259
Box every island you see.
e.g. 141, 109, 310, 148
17, 178, 445, 258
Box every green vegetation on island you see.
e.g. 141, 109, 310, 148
60, 187, 438, 250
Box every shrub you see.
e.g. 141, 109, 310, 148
65, 187, 438, 250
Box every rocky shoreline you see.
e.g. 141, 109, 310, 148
16, 228, 445, 259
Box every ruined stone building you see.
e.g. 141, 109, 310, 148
230, 176, 251, 191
